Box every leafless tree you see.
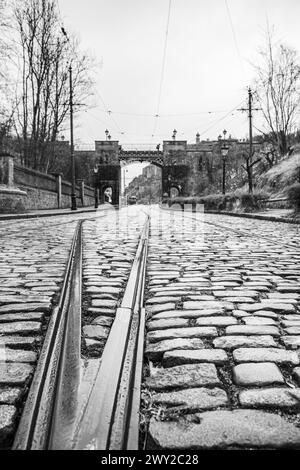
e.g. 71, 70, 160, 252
241, 151, 261, 193
253, 29, 300, 157
0, 0, 14, 150
13, 0, 95, 171
259, 144, 278, 168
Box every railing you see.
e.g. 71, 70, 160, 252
258, 197, 291, 208
120, 143, 160, 151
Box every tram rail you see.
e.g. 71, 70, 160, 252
12, 214, 149, 450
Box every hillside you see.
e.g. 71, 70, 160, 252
124, 165, 162, 203
256, 151, 300, 197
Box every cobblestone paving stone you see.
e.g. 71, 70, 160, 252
143, 208, 300, 450
0, 213, 93, 448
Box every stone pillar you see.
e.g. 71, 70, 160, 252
0, 152, 27, 214
51, 173, 62, 209
0, 152, 14, 186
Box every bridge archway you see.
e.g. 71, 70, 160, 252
94, 140, 191, 205
121, 161, 163, 204
103, 185, 113, 203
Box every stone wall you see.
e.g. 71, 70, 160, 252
0, 159, 95, 213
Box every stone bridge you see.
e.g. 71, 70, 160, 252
94, 140, 199, 205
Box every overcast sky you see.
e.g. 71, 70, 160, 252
58, 0, 300, 184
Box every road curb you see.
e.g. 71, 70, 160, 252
0, 207, 98, 221
159, 204, 300, 225
205, 210, 300, 225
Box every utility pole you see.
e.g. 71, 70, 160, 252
220, 130, 229, 195
61, 27, 77, 210
248, 87, 253, 192
69, 64, 77, 210
238, 87, 260, 194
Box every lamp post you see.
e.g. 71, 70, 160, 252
93, 165, 99, 208
221, 144, 229, 194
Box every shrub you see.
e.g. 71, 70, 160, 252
164, 190, 269, 212
287, 184, 300, 212
240, 193, 262, 211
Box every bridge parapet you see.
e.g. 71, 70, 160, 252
119, 150, 164, 166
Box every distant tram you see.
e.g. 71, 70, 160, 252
128, 195, 137, 205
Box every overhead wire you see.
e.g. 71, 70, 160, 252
177, 101, 244, 139
151, 0, 172, 139
196, 102, 244, 138
55, 0, 251, 144
224, 0, 246, 83
91, 107, 240, 118
93, 87, 125, 136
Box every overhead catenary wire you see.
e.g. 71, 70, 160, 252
94, 87, 125, 136
84, 102, 245, 142
151, 0, 172, 139
179, 102, 244, 139
55, 0, 248, 145
224, 0, 246, 83
199, 106, 239, 137
91, 107, 236, 118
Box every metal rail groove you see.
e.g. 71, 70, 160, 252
72, 216, 150, 450
13, 213, 149, 450
12, 221, 83, 450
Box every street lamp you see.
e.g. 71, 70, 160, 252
221, 144, 229, 194
93, 165, 99, 208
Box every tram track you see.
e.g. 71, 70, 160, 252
12, 213, 149, 450
3, 205, 300, 450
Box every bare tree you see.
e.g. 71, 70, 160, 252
253, 29, 300, 157
0, 0, 14, 150
259, 143, 278, 168
13, 0, 95, 171
241, 150, 261, 193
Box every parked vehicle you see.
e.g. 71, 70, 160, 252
128, 195, 137, 205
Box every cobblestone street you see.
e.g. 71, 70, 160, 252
143, 207, 300, 449
0, 207, 147, 447
1, 206, 300, 449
